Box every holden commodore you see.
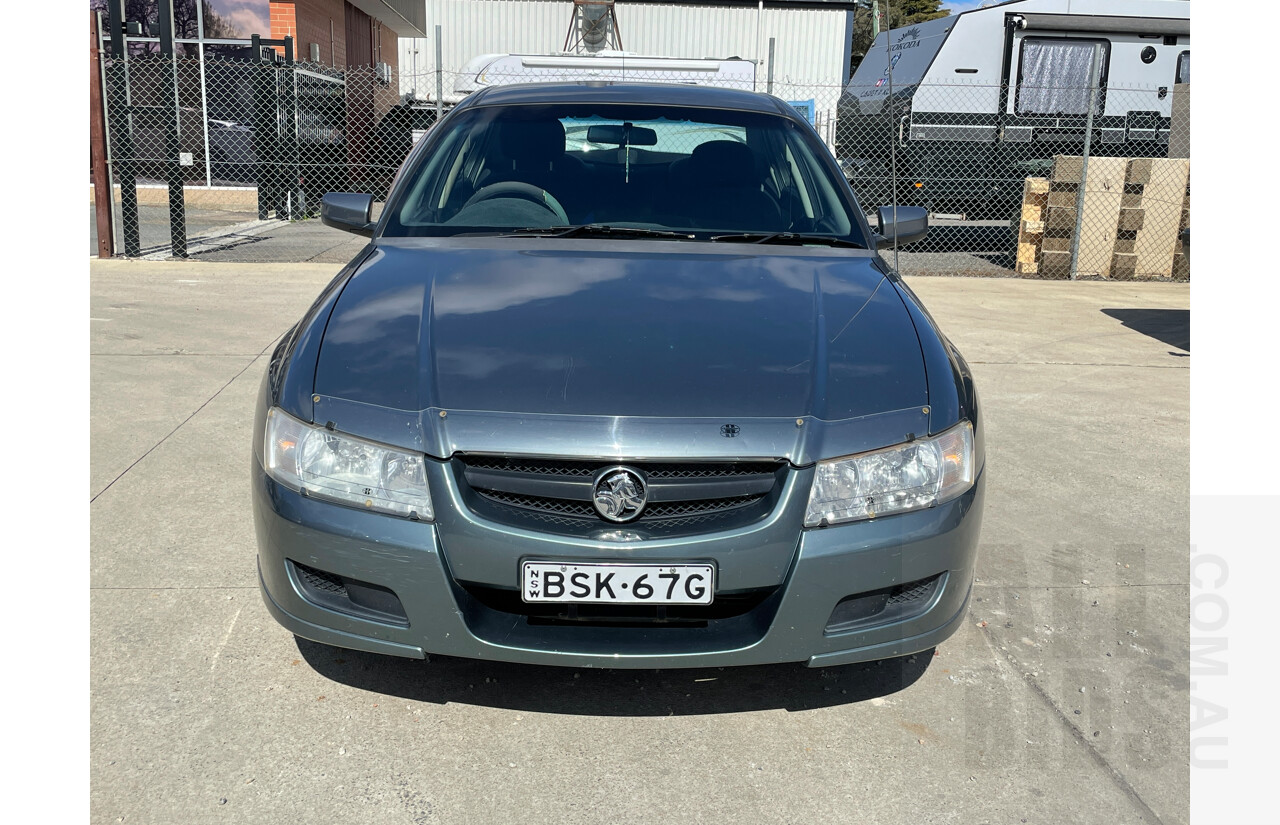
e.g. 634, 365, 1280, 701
252, 82, 985, 668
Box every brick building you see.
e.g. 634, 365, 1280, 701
269, 0, 417, 74
265, 1, 424, 192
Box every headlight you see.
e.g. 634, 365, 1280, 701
264, 407, 433, 520
804, 421, 974, 527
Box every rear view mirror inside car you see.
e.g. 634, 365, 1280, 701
585, 123, 658, 146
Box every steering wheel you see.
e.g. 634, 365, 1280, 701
461, 182, 569, 224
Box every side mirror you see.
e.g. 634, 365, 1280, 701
321, 192, 375, 237
874, 205, 928, 248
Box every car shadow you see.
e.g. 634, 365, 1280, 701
296, 638, 934, 715
1101, 308, 1190, 352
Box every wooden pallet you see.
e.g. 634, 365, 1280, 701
1038, 155, 1129, 278
1109, 158, 1191, 279
1012, 156, 1191, 280
1015, 177, 1049, 274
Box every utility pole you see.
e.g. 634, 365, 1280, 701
90, 12, 115, 258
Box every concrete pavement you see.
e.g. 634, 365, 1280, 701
90, 206, 367, 263
90, 259, 1190, 824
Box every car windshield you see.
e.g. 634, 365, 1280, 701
382, 102, 863, 243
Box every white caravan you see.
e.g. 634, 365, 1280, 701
837, 0, 1190, 216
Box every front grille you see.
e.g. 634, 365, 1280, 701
473, 489, 766, 520
457, 455, 786, 535
646, 495, 763, 518
475, 489, 597, 518
463, 456, 592, 477
508, 506, 758, 533
462, 456, 779, 479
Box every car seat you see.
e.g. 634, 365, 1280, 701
476, 120, 592, 221
669, 141, 783, 231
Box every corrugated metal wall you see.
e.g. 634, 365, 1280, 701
397, 1, 851, 103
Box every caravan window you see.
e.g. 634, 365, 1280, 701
1176, 51, 1190, 84
1016, 38, 1110, 116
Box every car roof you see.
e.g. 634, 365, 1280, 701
458, 82, 798, 118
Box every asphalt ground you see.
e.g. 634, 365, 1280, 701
90, 259, 1190, 824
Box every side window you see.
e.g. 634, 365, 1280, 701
394, 124, 468, 225
1016, 38, 1110, 115
1176, 51, 1190, 84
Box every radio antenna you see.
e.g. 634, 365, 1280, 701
884, 8, 900, 274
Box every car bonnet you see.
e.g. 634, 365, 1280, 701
309, 237, 931, 463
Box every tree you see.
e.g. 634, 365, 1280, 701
200, 1, 241, 40
850, 1, 952, 76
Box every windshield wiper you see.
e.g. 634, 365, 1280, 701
710, 232, 865, 249
506, 224, 695, 240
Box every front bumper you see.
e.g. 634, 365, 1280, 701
254, 453, 984, 669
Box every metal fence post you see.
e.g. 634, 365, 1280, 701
1068, 44, 1103, 281
767, 38, 775, 95
158, 0, 187, 258
435, 25, 443, 123
196, 10, 213, 188
283, 36, 302, 219
106, 0, 141, 257
252, 35, 276, 220
754, 0, 763, 91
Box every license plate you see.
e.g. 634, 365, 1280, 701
521, 561, 715, 605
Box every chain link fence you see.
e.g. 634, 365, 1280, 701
101, 54, 421, 234
816, 78, 1190, 280
99, 53, 1188, 279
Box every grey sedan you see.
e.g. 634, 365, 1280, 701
252, 82, 985, 669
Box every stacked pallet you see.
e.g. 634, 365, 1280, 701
1041, 156, 1129, 279
1172, 185, 1190, 280
1015, 177, 1048, 274
1109, 158, 1191, 279
1012, 156, 1191, 279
